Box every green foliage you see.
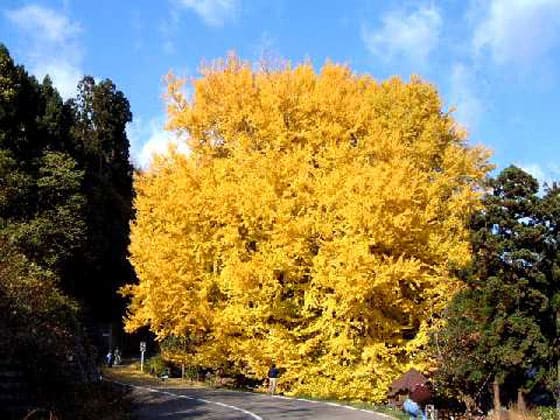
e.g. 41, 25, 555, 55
0, 43, 135, 411
8, 151, 86, 269
65, 75, 135, 321
145, 354, 169, 377
0, 45, 86, 273
535, 406, 558, 420
0, 44, 135, 321
434, 166, 560, 409
0, 239, 96, 398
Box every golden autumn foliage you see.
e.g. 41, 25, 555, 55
122, 55, 492, 401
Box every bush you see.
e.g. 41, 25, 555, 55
535, 406, 557, 420
183, 365, 199, 381
145, 354, 168, 376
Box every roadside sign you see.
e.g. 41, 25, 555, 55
140, 341, 146, 372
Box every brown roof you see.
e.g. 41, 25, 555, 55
388, 368, 427, 395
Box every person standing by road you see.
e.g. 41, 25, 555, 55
114, 347, 121, 365
106, 350, 113, 367
268, 363, 280, 395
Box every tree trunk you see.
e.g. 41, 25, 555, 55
493, 378, 501, 419
517, 389, 526, 412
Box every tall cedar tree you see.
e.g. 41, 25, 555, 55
536, 184, 560, 412
122, 56, 491, 401
435, 166, 559, 411
66, 76, 135, 322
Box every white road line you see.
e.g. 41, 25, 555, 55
107, 379, 392, 418
108, 381, 263, 420
285, 395, 390, 417
181, 384, 391, 418
296, 398, 318, 403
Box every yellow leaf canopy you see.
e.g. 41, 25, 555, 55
122, 55, 491, 401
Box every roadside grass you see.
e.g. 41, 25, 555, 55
103, 361, 405, 419
102, 361, 205, 389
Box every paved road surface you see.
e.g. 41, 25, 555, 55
120, 382, 393, 419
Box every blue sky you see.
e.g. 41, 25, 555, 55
1, 0, 560, 181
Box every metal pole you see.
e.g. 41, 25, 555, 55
141, 350, 145, 373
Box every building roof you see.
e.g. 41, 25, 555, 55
388, 368, 428, 396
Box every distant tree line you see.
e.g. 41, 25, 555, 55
0, 44, 134, 413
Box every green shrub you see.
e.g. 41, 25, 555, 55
145, 354, 168, 376
535, 406, 557, 420
183, 365, 199, 381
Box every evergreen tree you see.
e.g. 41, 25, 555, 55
1, 44, 135, 325
435, 166, 557, 411
66, 76, 134, 321
0, 44, 96, 414
538, 184, 560, 411
0, 44, 85, 273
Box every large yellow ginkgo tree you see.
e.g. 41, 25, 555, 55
122, 55, 491, 401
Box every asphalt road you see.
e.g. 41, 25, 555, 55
120, 382, 394, 419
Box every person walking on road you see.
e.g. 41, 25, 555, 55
268, 363, 280, 395
114, 347, 121, 365
106, 350, 114, 367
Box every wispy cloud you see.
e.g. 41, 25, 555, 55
4, 4, 83, 99
448, 63, 483, 130
518, 162, 560, 189
127, 116, 190, 169
362, 5, 442, 65
175, 0, 238, 27
472, 0, 560, 66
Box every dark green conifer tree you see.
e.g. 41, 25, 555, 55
66, 76, 134, 322
435, 166, 558, 411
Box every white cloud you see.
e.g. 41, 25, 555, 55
6, 5, 81, 43
473, 0, 560, 65
40, 62, 83, 98
518, 162, 560, 188
5, 4, 83, 99
448, 63, 483, 130
175, 0, 238, 27
127, 116, 190, 169
519, 163, 547, 185
362, 5, 442, 65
